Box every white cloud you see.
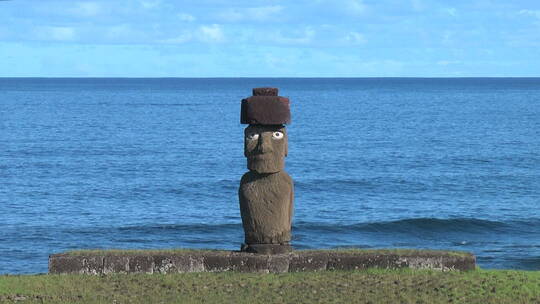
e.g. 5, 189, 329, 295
35, 26, 76, 41
410, 0, 424, 12
198, 24, 225, 43
0, 28, 7, 39
315, 0, 367, 17
313, 0, 366, 17
139, 0, 160, 9
51, 27, 76, 41
217, 6, 283, 22
270, 28, 315, 45
344, 31, 366, 44
178, 13, 196, 22
34, 26, 76, 41
437, 60, 460, 66
106, 24, 133, 39
68, 2, 101, 17
264, 53, 287, 68
445, 8, 457, 17
346, 0, 367, 15
159, 33, 192, 44
519, 9, 540, 19
218, 10, 242, 22
442, 31, 454, 45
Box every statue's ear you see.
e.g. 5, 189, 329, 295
243, 125, 254, 157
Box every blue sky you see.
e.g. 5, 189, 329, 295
0, 0, 539, 77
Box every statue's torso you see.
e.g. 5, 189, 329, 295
239, 170, 294, 244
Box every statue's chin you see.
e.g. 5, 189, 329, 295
247, 159, 284, 174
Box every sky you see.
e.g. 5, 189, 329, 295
0, 0, 539, 77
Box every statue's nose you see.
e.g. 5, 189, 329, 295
257, 134, 273, 153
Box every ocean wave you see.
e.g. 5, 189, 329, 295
293, 217, 540, 235
111, 217, 540, 236
116, 223, 241, 234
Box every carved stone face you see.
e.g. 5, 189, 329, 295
244, 125, 288, 173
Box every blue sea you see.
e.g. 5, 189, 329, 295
1, 78, 539, 274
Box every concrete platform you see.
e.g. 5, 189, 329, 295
49, 249, 476, 275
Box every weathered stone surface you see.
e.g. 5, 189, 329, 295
289, 252, 329, 272
239, 87, 295, 257
152, 255, 175, 274
327, 253, 396, 271
128, 256, 154, 274
166, 255, 205, 273
267, 254, 290, 273
253, 87, 278, 96
49, 250, 476, 274
242, 243, 292, 254
103, 256, 129, 274
241, 96, 291, 125
229, 253, 269, 273
239, 171, 294, 245
401, 255, 475, 271
49, 255, 104, 275
440, 256, 474, 271
48, 255, 79, 274
244, 125, 288, 173
203, 251, 232, 272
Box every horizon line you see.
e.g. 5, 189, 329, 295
1, 76, 540, 79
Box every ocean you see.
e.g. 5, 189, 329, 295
1, 78, 539, 274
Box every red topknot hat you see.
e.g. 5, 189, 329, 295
241, 87, 291, 125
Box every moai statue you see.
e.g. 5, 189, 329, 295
239, 87, 294, 254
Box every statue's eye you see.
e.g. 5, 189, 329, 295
272, 131, 284, 140
246, 133, 259, 140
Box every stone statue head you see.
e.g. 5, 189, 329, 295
244, 124, 288, 173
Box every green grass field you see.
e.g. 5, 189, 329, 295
1, 269, 539, 303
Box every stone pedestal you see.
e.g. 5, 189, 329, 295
49, 249, 477, 274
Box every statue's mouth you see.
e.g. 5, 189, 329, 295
249, 154, 271, 160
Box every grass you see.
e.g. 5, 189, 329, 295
1, 269, 538, 303
63, 248, 472, 257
